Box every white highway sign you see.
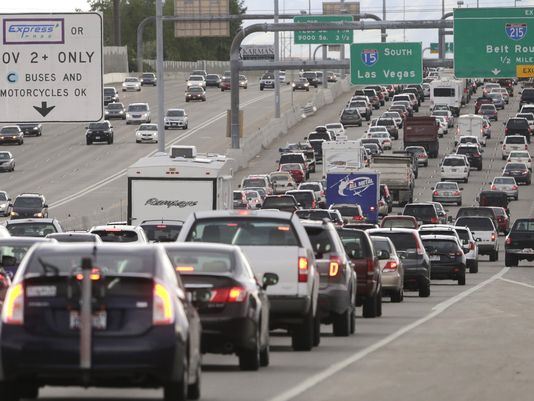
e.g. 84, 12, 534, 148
0, 13, 103, 123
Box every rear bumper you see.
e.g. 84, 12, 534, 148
403, 266, 429, 290
432, 195, 461, 204
200, 316, 258, 353
477, 243, 497, 254
269, 295, 311, 327
430, 263, 465, 280
318, 286, 351, 317
381, 272, 402, 291
0, 325, 184, 386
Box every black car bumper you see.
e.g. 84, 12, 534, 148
403, 265, 430, 290
318, 286, 351, 319
87, 133, 112, 142
0, 325, 184, 387
430, 262, 465, 280
200, 316, 258, 353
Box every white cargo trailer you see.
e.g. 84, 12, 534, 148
321, 139, 365, 177
127, 146, 234, 224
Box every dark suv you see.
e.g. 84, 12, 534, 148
402, 203, 440, 225
301, 71, 319, 87
505, 117, 531, 143
10, 193, 48, 219
303, 221, 357, 336
103, 86, 119, 105
368, 228, 431, 297
140, 72, 157, 86
456, 144, 483, 170
519, 88, 534, 110
139, 220, 184, 242
261, 195, 299, 212
455, 206, 499, 229
337, 228, 382, 318
85, 121, 114, 145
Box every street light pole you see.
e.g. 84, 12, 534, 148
156, 0, 165, 152
274, 0, 280, 118
381, 0, 386, 43
308, 0, 311, 60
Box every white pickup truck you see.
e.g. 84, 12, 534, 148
177, 210, 320, 351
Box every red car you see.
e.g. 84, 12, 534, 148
474, 97, 493, 114
489, 206, 510, 235
220, 78, 231, 91
279, 163, 305, 184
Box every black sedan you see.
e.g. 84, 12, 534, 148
503, 162, 532, 185
164, 243, 277, 371
292, 78, 310, 91
0, 151, 15, 172
17, 123, 42, 137
205, 74, 221, 87
185, 86, 206, 102
85, 121, 114, 145
0, 243, 202, 401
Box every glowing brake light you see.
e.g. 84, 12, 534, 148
383, 261, 398, 272
491, 185, 497, 190
76, 268, 101, 281
431, 217, 439, 224
491, 233, 496, 241
2, 283, 24, 325
176, 266, 195, 272
298, 257, 309, 283
433, 191, 439, 196
153, 283, 174, 325
505, 237, 512, 245
512, 185, 518, 190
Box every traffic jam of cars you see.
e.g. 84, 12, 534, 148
1, 54, 534, 401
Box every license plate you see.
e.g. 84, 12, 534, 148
95, 136, 100, 140
451, 169, 457, 172
69, 310, 107, 330
522, 248, 534, 254
444, 192, 452, 196
430, 255, 441, 261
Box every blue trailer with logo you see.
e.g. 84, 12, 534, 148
326, 170, 381, 224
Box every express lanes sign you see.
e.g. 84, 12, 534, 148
0, 13, 103, 123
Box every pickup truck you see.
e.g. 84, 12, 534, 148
177, 210, 321, 351
403, 117, 440, 158
505, 218, 534, 266
371, 158, 414, 206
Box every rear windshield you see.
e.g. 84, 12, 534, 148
333, 206, 361, 217
512, 219, 534, 231
141, 223, 182, 242
422, 239, 460, 253
242, 178, 266, 188
433, 88, 455, 97
419, 230, 456, 237
456, 208, 493, 218
280, 154, 305, 164
128, 104, 148, 112
165, 249, 235, 274
263, 197, 296, 208
505, 163, 527, 170
296, 210, 331, 221
521, 89, 534, 98
186, 218, 300, 246
0, 244, 34, 277
436, 182, 457, 190
299, 183, 320, 191
304, 226, 335, 256
287, 192, 313, 208
308, 132, 330, 141
403, 205, 436, 218
507, 119, 529, 128
7, 223, 56, 237
456, 218, 494, 230
104, 88, 116, 95
107, 103, 123, 110
337, 229, 371, 258
505, 136, 526, 144
92, 230, 139, 243
24, 250, 153, 276
166, 109, 184, 117
342, 109, 360, 116
371, 238, 393, 254
443, 158, 466, 166
370, 232, 418, 254
494, 177, 515, 184
381, 218, 416, 229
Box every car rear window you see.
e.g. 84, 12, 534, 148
507, 119, 529, 129
456, 208, 493, 219
370, 232, 418, 253
242, 178, 267, 188
494, 177, 515, 184
141, 223, 182, 242
433, 88, 455, 97
280, 154, 305, 164
24, 250, 154, 276
381, 218, 416, 229
296, 210, 331, 220
0, 244, 34, 276
332, 206, 361, 217
512, 219, 534, 231
456, 217, 494, 230
308, 132, 331, 141
403, 205, 436, 218
419, 229, 457, 237
337, 229, 371, 258
166, 249, 235, 274
422, 239, 460, 253
92, 230, 139, 243
263, 197, 296, 208
287, 192, 314, 208
443, 157, 466, 166
304, 226, 336, 256
436, 182, 458, 190
505, 136, 526, 144
186, 218, 300, 246
7, 223, 57, 237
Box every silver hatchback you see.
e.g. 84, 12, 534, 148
491, 176, 519, 200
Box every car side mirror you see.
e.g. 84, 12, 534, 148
262, 273, 279, 290
430, 187, 434, 190
447, 216, 453, 223
500, 141, 503, 144
303, 137, 308, 140
43, 204, 48, 208
397, 251, 407, 260
460, 187, 464, 191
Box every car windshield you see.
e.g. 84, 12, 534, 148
371, 238, 393, 254
141, 224, 182, 242
142, 73, 154, 78
404, 205, 435, 218
371, 232, 418, 254
505, 137, 526, 144
107, 103, 123, 110
505, 163, 527, 170
513, 219, 534, 231
186, 218, 300, 246
270, 175, 288, 183
166, 249, 235, 274
280, 164, 302, 171
206, 75, 219, 79
494, 177, 516, 184
436, 182, 458, 190
287, 192, 313, 208
7, 223, 56, 237
189, 76, 203, 81
342, 109, 359, 116
139, 124, 157, 131
509, 152, 529, 158
433, 111, 448, 116
422, 239, 459, 253
125, 78, 138, 82
189, 87, 203, 92
480, 105, 496, 111
305, 226, 335, 256
88, 123, 109, 130
457, 147, 477, 154
0, 153, 10, 160
456, 218, 494, 230
382, 218, 416, 228
103, 88, 116, 95
13, 197, 42, 208
242, 178, 266, 188
443, 158, 466, 167
91, 230, 139, 243
166, 109, 184, 117
1, 127, 19, 134
128, 104, 148, 112
507, 119, 529, 128
25, 250, 153, 276
377, 119, 393, 126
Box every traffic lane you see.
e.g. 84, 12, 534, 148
0, 79, 313, 209
42, 84, 319, 227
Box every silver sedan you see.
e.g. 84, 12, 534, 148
491, 176, 519, 200
0, 151, 15, 172
431, 181, 463, 206
371, 236, 404, 302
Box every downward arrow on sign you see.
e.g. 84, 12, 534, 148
491, 68, 501, 75
33, 101, 55, 117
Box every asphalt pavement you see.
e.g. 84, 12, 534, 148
27, 85, 534, 401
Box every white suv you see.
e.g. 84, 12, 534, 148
441, 155, 470, 183
453, 226, 479, 273
126, 103, 151, 124
501, 135, 528, 159
455, 217, 499, 261
164, 108, 188, 130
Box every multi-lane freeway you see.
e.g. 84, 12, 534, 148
2, 77, 527, 400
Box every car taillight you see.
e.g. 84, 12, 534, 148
469, 241, 475, 250
491, 233, 496, 241
329, 256, 341, 277
505, 237, 512, 245
525, 144, 528, 150
153, 283, 174, 326
453, 191, 461, 196
491, 185, 496, 190
505, 128, 509, 134
512, 185, 518, 190
433, 191, 439, 196
2, 283, 24, 325
431, 217, 439, 224
367, 258, 375, 275
298, 257, 309, 283
75, 268, 101, 281
353, 215, 364, 221
383, 261, 398, 272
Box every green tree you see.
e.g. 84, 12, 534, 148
88, 0, 246, 70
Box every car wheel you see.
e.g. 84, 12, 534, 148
358, 122, 362, 127
366, 115, 370, 121
391, 287, 403, 303
86, 139, 92, 145
259, 343, 270, 367
515, 195, 519, 201
362, 292, 378, 318
0, 381, 19, 401
505, 254, 518, 267
239, 330, 260, 370
489, 250, 498, 262
477, 166, 482, 171
464, 178, 469, 183
349, 306, 356, 334
184, 124, 188, 130
458, 273, 466, 285
136, 140, 141, 143
260, 86, 264, 91
187, 361, 201, 400
291, 309, 314, 351
457, 200, 462, 206
469, 261, 479, 274
418, 281, 431, 298
18, 382, 39, 399
425, 162, 429, 167
312, 312, 321, 347
333, 308, 351, 337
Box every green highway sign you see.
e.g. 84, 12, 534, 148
430, 42, 453, 54
294, 15, 353, 45
454, 7, 534, 78
350, 42, 422, 85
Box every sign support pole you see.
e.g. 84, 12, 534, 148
156, 0, 165, 152
274, 0, 281, 119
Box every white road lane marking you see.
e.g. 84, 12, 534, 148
267, 266, 509, 401
500, 277, 534, 289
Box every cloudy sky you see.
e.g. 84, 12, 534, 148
1, 0, 531, 57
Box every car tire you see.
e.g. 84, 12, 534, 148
515, 195, 519, 200
477, 166, 482, 171
502, 155, 506, 160
505, 254, 518, 267
358, 122, 362, 127
362, 292, 378, 318
349, 306, 356, 334
136, 140, 141, 143
333, 308, 351, 337
239, 328, 260, 370
292, 309, 314, 351
86, 139, 92, 145
312, 313, 321, 347
260, 86, 264, 91
260, 343, 270, 367
418, 281, 431, 298
184, 124, 188, 130
489, 250, 498, 262
464, 178, 469, 183
17, 382, 38, 399
187, 362, 201, 400
458, 273, 466, 285
366, 115, 370, 121
391, 287, 403, 303
0, 381, 19, 401
470, 261, 479, 274
376, 288, 383, 317
164, 358, 188, 401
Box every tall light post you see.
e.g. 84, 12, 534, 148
308, 0, 311, 60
